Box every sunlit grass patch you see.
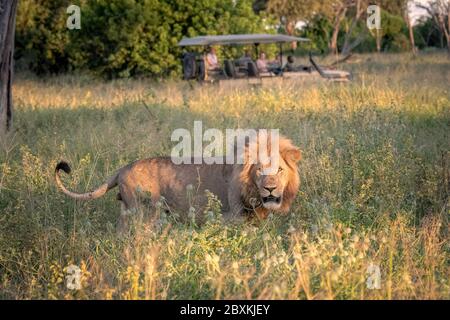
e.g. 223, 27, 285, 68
0, 52, 449, 299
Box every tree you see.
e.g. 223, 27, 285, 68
374, 0, 403, 52
263, 0, 359, 54
416, 13, 445, 48
264, 0, 323, 49
368, 9, 409, 52
320, 0, 370, 55
341, 0, 368, 55
0, 0, 18, 139
328, 1, 350, 55
14, 0, 267, 78
417, 0, 450, 55
301, 15, 334, 53
405, 1, 418, 54
379, 0, 417, 54
14, 0, 71, 74
70, 0, 173, 78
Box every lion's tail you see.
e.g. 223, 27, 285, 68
55, 161, 119, 201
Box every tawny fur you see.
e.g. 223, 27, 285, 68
55, 135, 301, 229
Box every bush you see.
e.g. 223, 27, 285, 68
15, 0, 268, 78
300, 9, 412, 54
15, 0, 72, 74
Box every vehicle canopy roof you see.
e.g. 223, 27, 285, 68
178, 33, 310, 47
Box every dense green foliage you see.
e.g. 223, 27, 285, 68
415, 17, 449, 49
15, 0, 72, 74
15, 0, 268, 78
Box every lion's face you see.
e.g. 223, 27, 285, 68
241, 138, 302, 213
252, 157, 290, 210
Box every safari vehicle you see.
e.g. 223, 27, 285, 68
178, 33, 351, 87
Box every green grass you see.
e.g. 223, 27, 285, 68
0, 52, 449, 299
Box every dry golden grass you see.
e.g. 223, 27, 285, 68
0, 52, 449, 299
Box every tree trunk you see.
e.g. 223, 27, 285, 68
445, 2, 450, 56
417, 0, 450, 55
285, 19, 297, 51
0, 0, 18, 140
342, 0, 364, 55
376, 28, 382, 53
405, 10, 417, 55
330, 6, 347, 55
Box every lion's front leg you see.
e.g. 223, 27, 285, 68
253, 207, 269, 220
223, 183, 246, 223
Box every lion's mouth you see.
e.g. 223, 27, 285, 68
262, 195, 281, 204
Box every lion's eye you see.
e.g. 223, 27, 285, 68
278, 167, 283, 173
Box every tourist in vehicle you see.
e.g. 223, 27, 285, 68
283, 55, 296, 72
282, 55, 311, 73
206, 47, 220, 70
256, 52, 269, 73
257, 52, 286, 75
234, 49, 253, 75
236, 50, 252, 66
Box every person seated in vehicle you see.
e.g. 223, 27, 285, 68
257, 52, 283, 75
206, 47, 220, 71
234, 50, 253, 74
256, 52, 269, 73
269, 54, 283, 75
283, 55, 296, 72
236, 50, 253, 67
282, 55, 311, 73
272, 54, 282, 66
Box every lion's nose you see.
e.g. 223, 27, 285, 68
264, 186, 276, 193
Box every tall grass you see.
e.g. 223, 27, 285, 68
0, 52, 449, 299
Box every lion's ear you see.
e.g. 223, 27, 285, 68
283, 148, 302, 163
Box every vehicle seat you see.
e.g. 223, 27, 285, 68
224, 60, 237, 78
309, 52, 350, 80
196, 58, 206, 81
247, 61, 259, 77
182, 52, 197, 80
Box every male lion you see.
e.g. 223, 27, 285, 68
55, 135, 301, 230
